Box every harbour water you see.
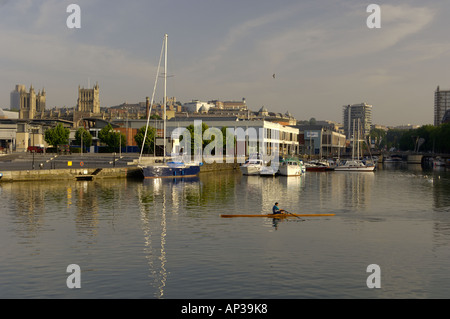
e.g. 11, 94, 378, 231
1, 164, 450, 299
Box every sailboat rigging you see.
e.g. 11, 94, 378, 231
138, 34, 201, 178
335, 118, 375, 172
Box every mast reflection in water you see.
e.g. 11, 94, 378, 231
1, 169, 450, 298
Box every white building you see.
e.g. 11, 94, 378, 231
166, 118, 299, 159
434, 86, 450, 126
183, 100, 215, 113
0, 108, 19, 120
342, 103, 372, 139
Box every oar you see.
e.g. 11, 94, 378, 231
284, 210, 304, 221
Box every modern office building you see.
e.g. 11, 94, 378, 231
342, 103, 372, 139
434, 86, 450, 126
296, 124, 346, 158
442, 109, 450, 124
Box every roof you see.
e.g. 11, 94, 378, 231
0, 108, 19, 119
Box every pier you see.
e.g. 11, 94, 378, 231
0, 166, 142, 182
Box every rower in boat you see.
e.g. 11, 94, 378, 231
272, 202, 285, 215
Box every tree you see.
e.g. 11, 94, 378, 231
385, 129, 405, 150
395, 124, 450, 153
44, 123, 70, 146
74, 128, 93, 151
181, 122, 210, 154
438, 123, 450, 153
369, 128, 386, 150
98, 124, 126, 151
135, 126, 156, 153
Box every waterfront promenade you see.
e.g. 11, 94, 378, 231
0, 152, 141, 182
0, 152, 241, 182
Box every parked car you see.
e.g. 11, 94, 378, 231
27, 146, 44, 153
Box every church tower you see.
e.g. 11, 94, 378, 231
77, 82, 100, 114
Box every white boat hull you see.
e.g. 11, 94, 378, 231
279, 165, 302, 176
260, 166, 278, 176
335, 160, 376, 171
240, 165, 261, 175
334, 166, 375, 171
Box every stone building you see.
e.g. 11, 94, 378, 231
74, 83, 101, 126
10, 84, 46, 120
77, 83, 100, 114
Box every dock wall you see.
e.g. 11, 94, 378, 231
0, 161, 240, 182
0, 167, 142, 182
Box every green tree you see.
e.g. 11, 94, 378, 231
222, 126, 236, 154
74, 128, 93, 151
135, 126, 157, 153
398, 129, 415, 151
98, 124, 126, 151
430, 123, 450, 153
44, 123, 70, 146
369, 128, 386, 150
385, 129, 405, 150
181, 122, 210, 154
399, 125, 440, 152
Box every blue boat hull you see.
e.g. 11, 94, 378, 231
141, 164, 201, 178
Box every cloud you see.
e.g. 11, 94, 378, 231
1, 29, 155, 78
259, 4, 435, 67
202, 3, 304, 70
0, 1, 443, 125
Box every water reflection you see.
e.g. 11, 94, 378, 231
137, 180, 167, 298
137, 176, 205, 298
2, 166, 450, 298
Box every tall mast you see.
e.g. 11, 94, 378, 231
357, 119, 360, 160
163, 33, 167, 160
352, 119, 355, 160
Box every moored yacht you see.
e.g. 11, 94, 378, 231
334, 160, 375, 171
240, 157, 264, 175
138, 34, 201, 179
279, 159, 303, 176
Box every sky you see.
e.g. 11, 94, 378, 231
1, 0, 450, 126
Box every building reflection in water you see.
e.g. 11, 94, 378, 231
73, 181, 99, 237
5, 182, 47, 243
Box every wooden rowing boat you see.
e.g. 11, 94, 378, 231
220, 213, 335, 218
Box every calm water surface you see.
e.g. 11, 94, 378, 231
1, 164, 450, 298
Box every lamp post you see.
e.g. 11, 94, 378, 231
32, 128, 35, 170
30, 125, 39, 170
115, 130, 121, 159
81, 128, 83, 156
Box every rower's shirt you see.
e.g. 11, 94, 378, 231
272, 205, 280, 214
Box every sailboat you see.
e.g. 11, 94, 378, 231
138, 34, 201, 178
335, 119, 375, 172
